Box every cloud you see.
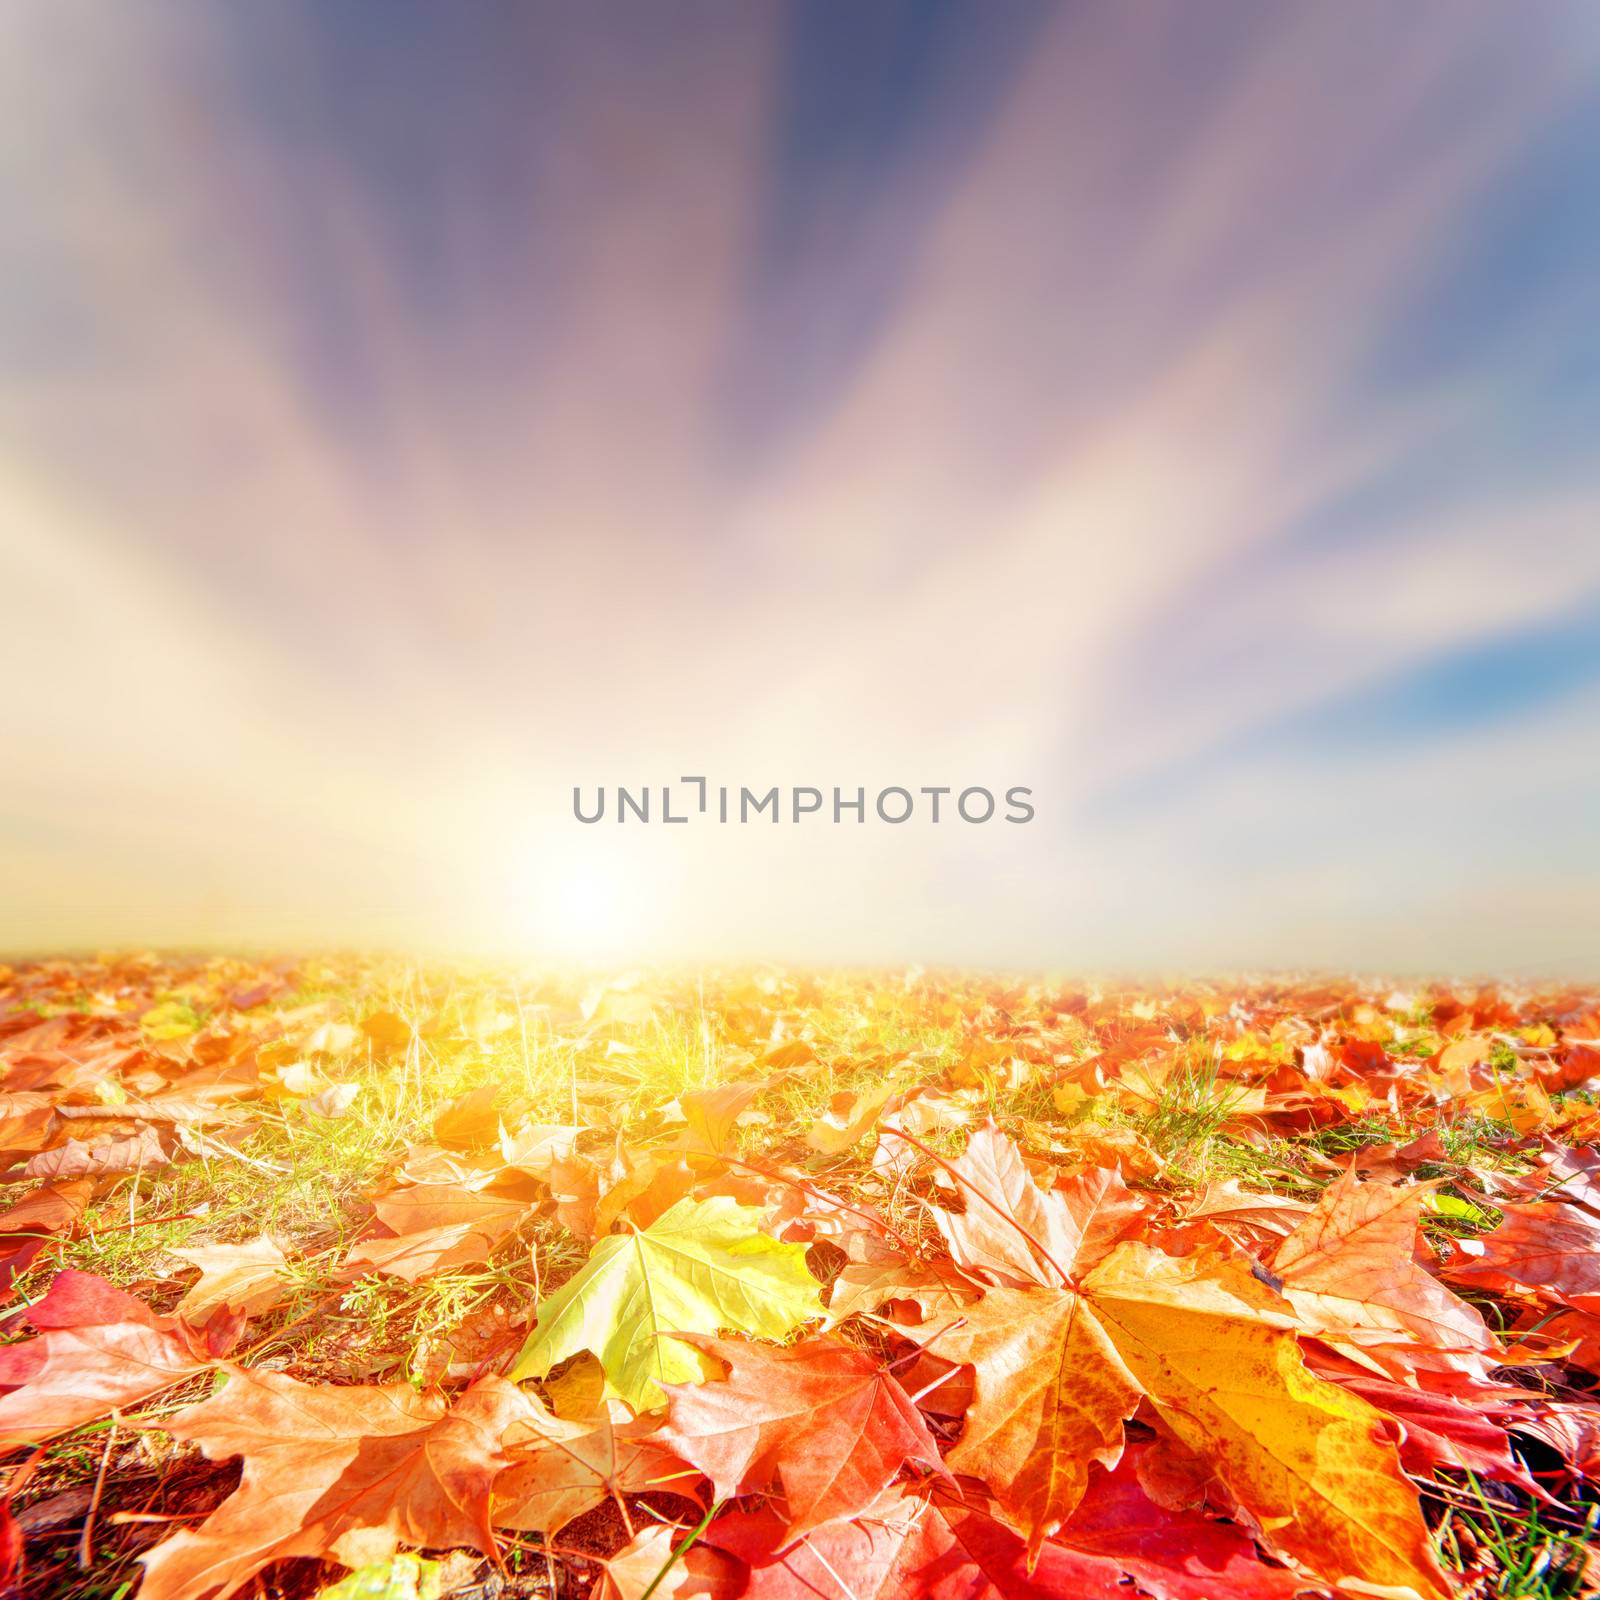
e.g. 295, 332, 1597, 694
0, 3, 1596, 969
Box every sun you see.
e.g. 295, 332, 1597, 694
500, 838, 635, 959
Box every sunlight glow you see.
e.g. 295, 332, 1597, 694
514, 844, 633, 959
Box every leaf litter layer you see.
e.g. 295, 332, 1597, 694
1, 955, 1598, 1600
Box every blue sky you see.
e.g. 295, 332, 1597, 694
1, 3, 1597, 972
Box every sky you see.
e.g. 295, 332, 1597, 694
2, 2, 1598, 975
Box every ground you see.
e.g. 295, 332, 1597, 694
1, 956, 1598, 1600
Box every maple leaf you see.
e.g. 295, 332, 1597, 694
657, 1334, 944, 1542
0, 1091, 55, 1158
915, 1126, 1448, 1596
1082, 1243, 1450, 1600
806, 1083, 899, 1154
825, 1258, 968, 1327
137, 1368, 535, 1600
925, 1121, 1082, 1287
756, 1040, 819, 1072
22, 1125, 168, 1181
542, 1350, 609, 1417
0, 1270, 222, 1448
1515, 1139, 1600, 1213
0, 1178, 91, 1236
593, 1153, 702, 1237
302, 1021, 361, 1057
1051, 1163, 1149, 1267
676, 1080, 765, 1154
1270, 1170, 1496, 1375
433, 1085, 506, 1150
509, 1196, 823, 1410
1511, 1400, 1600, 1488
919, 1122, 1146, 1289
1446, 1200, 1600, 1300
173, 1234, 290, 1324
492, 1398, 694, 1537
0, 1177, 92, 1289
304, 1081, 361, 1119
706, 1484, 1043, 1600
140, 1000, 203, 1041
1050, 1446, 1318, 1599
343, 1183, 532, 1282
912, 1284, 1141, 1553
497, 1119, 582, 1173
598, 1523, 741, 1600
711, 1465, 1310, 1600
1178, 1179, 1313, 1248
360, 1009, 413, 1055
545, 1139, 700, 1240
1354, 1127, 1453, 1183
1313, 1354, 1548, 1494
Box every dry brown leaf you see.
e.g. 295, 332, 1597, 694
173, 1235, 290, 1325
139, 1369, 536, 1600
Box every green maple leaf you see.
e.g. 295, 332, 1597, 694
510, 1196, 822, 1409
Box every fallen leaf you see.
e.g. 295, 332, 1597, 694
1447, 1200, 1600, 1301
141, 1000, 202, 1041
493, 1398, 692, 1537
498, 1121, 582, 1179
0, 1271, 218, 1447
807, 1084, 898, 1155
678, 1081, 764, 1155
23, 1125, 167, 1181
926, 1121, 1082, 1288
509, 1196, 823, 1410
913, 1283, 1139, 1555
913, 1126, 1449, 1593
542, 1351, 608, 1418
0, 1178, 93, 1237
658, 1334, 944, 1541
138, 1369, 534, 1600
1049, 1447, 1319, 1598
360, 1010, 414, 1055
1311, 1354, 1546, 1494
173, 1235, 290, 1324
1083, 1242, 1450, 1599
594, 1153, 701, 1237
0, 1092, 55, 1158
1181, 1180, 1313, 1246
303, 1021, 360, 1057
708, 1474, 1291, 1600
1271, 1170, 1496, 1375
344, 1184, 531, 1282
597, 1523, 740, 1600
304, 1082, 360, 1119
434, 1086, 505, 1150
756, 1041, 817, 1072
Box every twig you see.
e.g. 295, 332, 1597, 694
106, 1509, 211, 1526
181, 1126, 289, 1176
78, 1411, 118, 1569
